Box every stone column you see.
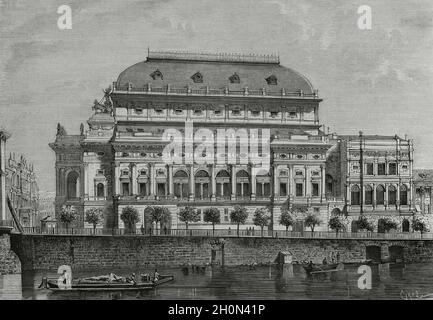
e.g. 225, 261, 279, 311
131, 163, 137, 195
114, 163, 121, 196
150, 164, 155, 197
168, 165, 174, 196
0, 131, 10, 221
273, 165, 279, 199
396, 184, 400, 209
211, 164, 216, 201
373, 183, 377, 207
320, 164, 326, 202
250, 165, 256, 201
83, 163, 89, 199
189, 164, 194, 201
346, 184, 351, 205
289, 165, 293, 201
384, 184, 389, 208
304, 165, 309, 196
231, 165, 236, 200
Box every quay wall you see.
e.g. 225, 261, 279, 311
10, 234, 433, 271
0, 233, 21, 274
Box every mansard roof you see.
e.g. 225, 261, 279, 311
116, 50, 315, 94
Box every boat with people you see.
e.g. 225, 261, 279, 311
39, 272, 174, 292
302, 262, 344, 275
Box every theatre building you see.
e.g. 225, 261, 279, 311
49, 50, 417, 232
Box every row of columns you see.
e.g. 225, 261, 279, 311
112, 162, 327, 201
347, 183, 412, 208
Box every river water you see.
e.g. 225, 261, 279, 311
1, 262, 433, 300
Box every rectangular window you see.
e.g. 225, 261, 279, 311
224, 208, 229, 222
232, 110, 240, 116
270, 112, 279, 118
296, 183, 303, 197
289, 112, 297, 118
378, 163, 386, 175
139, 183, 147, 196
280, 183, 287, 196
389, 163, 397, 175
122, 183, 130, 196
157, 183, 166, 196
251, 111, 260, 117
366, 163, 374, 175
312, 183, 319, 197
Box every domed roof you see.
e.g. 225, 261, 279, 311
116, 51, 314, 94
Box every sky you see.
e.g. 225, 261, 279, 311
0, 0, 432, 193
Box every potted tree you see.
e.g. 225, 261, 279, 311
412, 216, 430, 235
279, 209, 294, 236
230, 205, 248, 237
203, 207, 221, 235
305, 214, 321, 233
150, 206, 171, 235
120, 206, 140, 234
85, 208, 103, 234
355, 216, 374, 233
58, 205, 77, 232
253, 207, 271, 237
178, 206, 200, 232
328, 216, 345, 236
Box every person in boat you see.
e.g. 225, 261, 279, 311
308, 260, 314, 267
153, 269, 160, 283
108, 273, 123, 283
140, 273, 150, 282
322, 257, 328, 265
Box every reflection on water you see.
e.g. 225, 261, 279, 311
2, 262, 433, 300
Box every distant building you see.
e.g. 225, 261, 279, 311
5, 153, 39, 227
413, 169, 433, 214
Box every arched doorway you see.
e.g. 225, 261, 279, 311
216, 170, 230, 198
377, 218, 386, 233
366, 246, 381, 262
351, 185, 360, 205
195, 170, 210, 199
402, 219, 410, 232
236, 170, 250, 197
376, 185, 385, 205
388, 185, 397, 205
331, 208, 342, 216
351, 220, 358, 233
365, 185, 373, 205
66, 171, 79, 199
174, 170, 189, 199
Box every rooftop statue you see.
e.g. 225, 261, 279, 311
92, 86, 114, 115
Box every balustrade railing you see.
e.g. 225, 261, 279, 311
113, 84, 319, 99
21, 227, 433, 240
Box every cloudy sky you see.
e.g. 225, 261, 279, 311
0, 0, 432, 192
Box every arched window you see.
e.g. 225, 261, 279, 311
236, 170, 250, 197
174, 170, 189, 199
376, 185, 385, 205
365, 185, 373, 205
96, 183, 105, 197
195, 170, 210, 199
388, 185, 397, 205
216, 170, 231, 198
351, 185, 360, 205
400, 185, 408, 205
66, 171, 79, 199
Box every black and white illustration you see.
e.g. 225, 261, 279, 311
1, 0, 433, 301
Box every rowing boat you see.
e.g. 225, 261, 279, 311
302, 263, 344, 275
40, 275, 174, 292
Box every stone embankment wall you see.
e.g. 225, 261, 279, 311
0, 233, 21, 274
10, 234, 433, 271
